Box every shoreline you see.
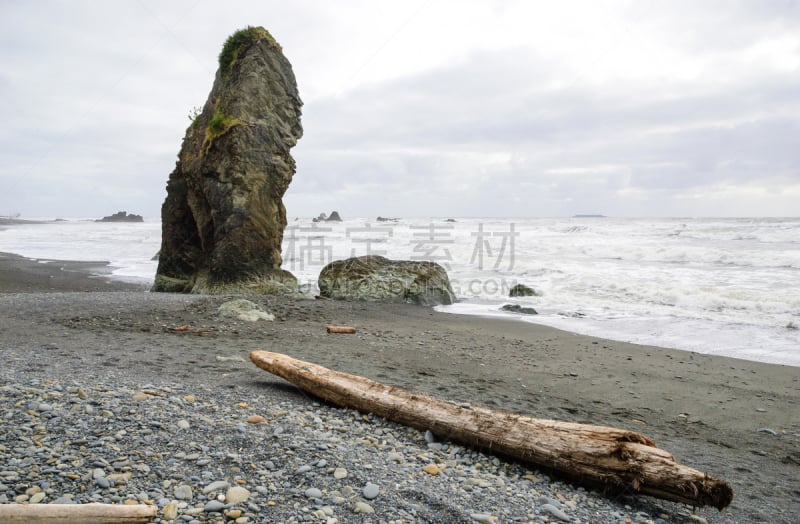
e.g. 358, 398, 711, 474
0, 254, 798, 522
0, 252, 149, 293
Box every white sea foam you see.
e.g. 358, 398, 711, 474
1, 216, 798, 366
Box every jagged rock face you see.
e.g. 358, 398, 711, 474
154, 27, 302, 294
318, 256, 455, 306
509, 283, 537, 297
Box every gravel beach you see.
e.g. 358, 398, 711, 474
0, 253, 798, 523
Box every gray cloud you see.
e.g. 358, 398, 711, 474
2, 1, 799, 218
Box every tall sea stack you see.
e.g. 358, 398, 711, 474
153, 27, 302, 294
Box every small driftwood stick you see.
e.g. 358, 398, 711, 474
326, 325, 356, 334
0, 503, 157, 523
250, 350, 733, 510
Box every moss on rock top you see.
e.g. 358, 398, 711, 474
218, 26, 280, 74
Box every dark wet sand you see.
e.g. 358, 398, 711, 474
0, 252, 149, 293
0, 252, 798, 522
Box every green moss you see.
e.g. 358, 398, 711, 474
199, 274, 300, 296
202, 108, 243, 155
218, 26, 279, 74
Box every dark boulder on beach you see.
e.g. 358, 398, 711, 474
509, 283, 537, 297
318, 255, 455, 306
153, 26, 302, 294
501, 304, 538, 315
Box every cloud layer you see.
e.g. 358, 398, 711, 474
1, 0, 798, 218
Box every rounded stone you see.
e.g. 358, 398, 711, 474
95, 477, 110, 489
423, 464, 441, 476
225, 486, 250, 504
333, 468, 347, 479
202, 480, 229, 494
174, 484, 193, 500
362, 482, 379, 500
204, 500, 226, 512
304, 487, 323, 499
163, 502, 178, 520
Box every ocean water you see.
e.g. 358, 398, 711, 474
1, 217, 798, 367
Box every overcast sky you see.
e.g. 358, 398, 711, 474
1, 1, 798, 219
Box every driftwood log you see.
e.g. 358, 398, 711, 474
326, 325, 357, 334
0, 503, 157, 523
250, 350, 733, 510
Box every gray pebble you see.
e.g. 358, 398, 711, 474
174, 484, 193, 500
362, 482, 379, 500
95, 477, 110, 489
304, 487, 323, 498
542, 503, 571, 522
203, 500, 226, 512
538, 495, 562, 509
202, 480, 228, 494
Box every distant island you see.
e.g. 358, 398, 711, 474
97, 211, 143, 222
572, 214, 606, 218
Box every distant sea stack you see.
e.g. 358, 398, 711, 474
97, 211, 143, 222
153, 26, 302, 294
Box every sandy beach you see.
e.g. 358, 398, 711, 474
0, 252, 798, 523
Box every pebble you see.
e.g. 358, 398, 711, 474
757, 427, 778, 435
204, 500, 227, 512
174, 484, 193, 500
95, 477, 110, 489
305, 487, 323, 499
203, 480, 229, 494
225, 486, 250, 504
362, 482, 380, 500
246, 415, 266, 424
333, 467, 348, 479
471, 513, 497, 523
163, 502, 178, 520
354, 501, 375, 513
423, 464, 441, 476
542, 502, 571, 521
